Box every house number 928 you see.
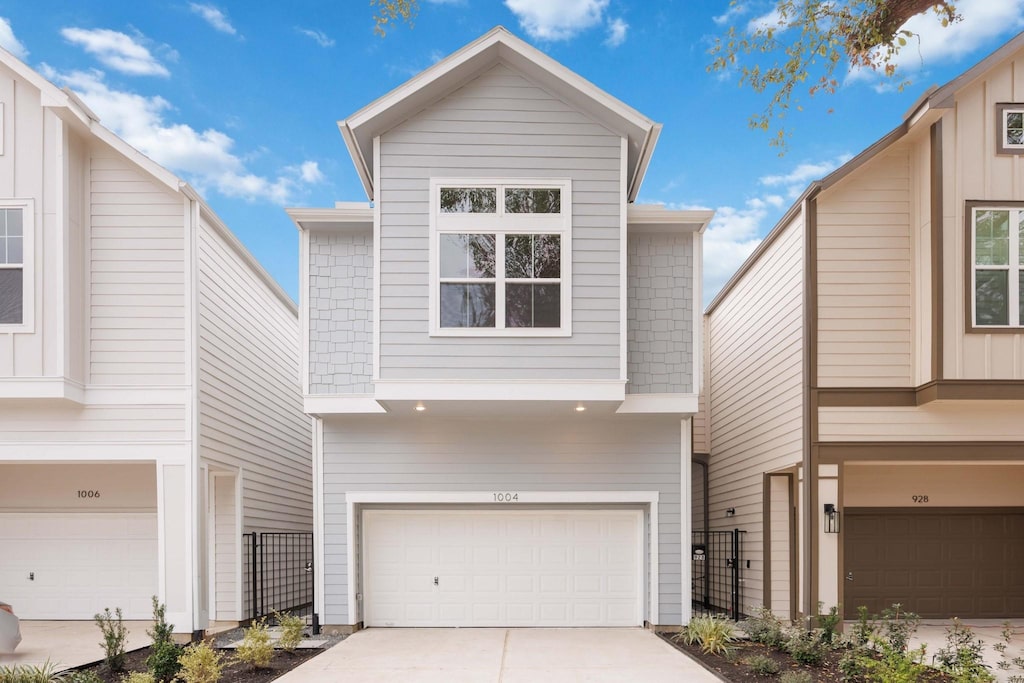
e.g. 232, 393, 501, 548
77, 490, 101, 499
912, 495, 929, 503
493, 492, 519, 503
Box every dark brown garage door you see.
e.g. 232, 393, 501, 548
844, 509, 1024, 619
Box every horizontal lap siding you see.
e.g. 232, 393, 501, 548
707, 216, 804, 615
308, 232, 373, 393
321, 416, 681, 625
0, 403, 186, 442
818, 401, 1024, 441
90, 156, 187, 385
817, 150, 914, 387
377, 63, 622, 380
197, 221, 312, 532
627, 233, 693, 393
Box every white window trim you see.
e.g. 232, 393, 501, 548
970, 205, 1022, 328
0, 198, 34, 332
1001, 106, 1024, 151
428, 178, 572, 337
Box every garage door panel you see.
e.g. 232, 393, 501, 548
363, 509, 642, 627
845, 510, 1024, 619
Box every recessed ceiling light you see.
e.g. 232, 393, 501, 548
574, 404, 586, 412
415, 402, 426, 412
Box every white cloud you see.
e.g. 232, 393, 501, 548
40, 65, 318, 205
297, 28, 334, 47
504, 0, 609, 41
713, 3, 748, 26
747, 8, 783, 34
848, 0, 1024, 87
760, 153, 852, 197
60, 28, 169, 77
189, 3, 237, 36
0, 17, 28, 60
604, 17, 628, 47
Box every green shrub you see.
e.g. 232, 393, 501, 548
676, 615, 737, 657
63, 672, 103, 683
877, 604, 919, 653
744, 653, 781, 676
94, 607, 128, 673
933, 618, 994, 683
121, 673, 156, 683
273, 611, 305, 653
145, 597, 180, 683
786, 628, 828, 666
817, 602, 842, 646
234, 619, 274, 669
850, 606, 873, 648
862, 639, 929, 683
839, 648, 867, 682
740, 606, 787, 647
176, 642, 223, 683
780, 671, 813, 683
0, 662, 65, 683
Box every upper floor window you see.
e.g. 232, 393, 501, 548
430, 180, 571, 337
0, 204, 27, 326
970, 205, 1023, 328
996, 104, 1024, 155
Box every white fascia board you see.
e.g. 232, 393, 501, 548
0, 441, 191, 461
627, 205, 714, 234
0, 378, 84, 402
0, 380, 189, 405
304, 395, 387, 415
286, 206, 374, 233
346, 490, 659, 505
339, 120, 374, 201
373, 380, 626, 402
628, 123, 660, 203
615, 393, 699, 414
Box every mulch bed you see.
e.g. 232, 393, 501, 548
76, 644, 322, 683
658, 633, 953, 682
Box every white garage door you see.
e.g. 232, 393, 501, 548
363, 509, 642, 627
0, 513, 158, 619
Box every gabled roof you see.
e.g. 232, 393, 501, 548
339, 26, 661, 203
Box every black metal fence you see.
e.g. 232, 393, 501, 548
691, 528, 745, 620
243, 532, 314, 625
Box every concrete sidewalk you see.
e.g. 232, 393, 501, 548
0, 621, 153, 672
912, 620, 1024, 683
274, 627, 721, 683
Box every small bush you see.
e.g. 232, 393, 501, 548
0, 662, 65, 683
839, 648, 867, 682
234, 619, 274, 669
64, 673, 104, 683
744, 653, 781, 676
863, 639, 929, 683
817, 602, 842, 646
94, 607, 128, 673
780, 671, 813, 683
121, 673, 156, 683
786, 628, 828, 666
676, 615, 737, 657
740, 606, 787, 647
877, 604, 919, 653
274, 611, 305, 653
145, 597, 180, 683
933, 618, 994, 683
176, 642, 223, 683
850, 606, 873, 648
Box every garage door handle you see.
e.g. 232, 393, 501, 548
845, 572, 854, 582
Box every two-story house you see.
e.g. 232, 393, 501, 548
0, 48, 312, 636
701, 31, 1024, 623
289, 27, 710, 632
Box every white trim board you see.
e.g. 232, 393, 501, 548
372, 380, 626, 402
344, 490, 661, 627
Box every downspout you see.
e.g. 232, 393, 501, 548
801, 184, 822, 624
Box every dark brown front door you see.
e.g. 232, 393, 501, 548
844, 509, 1024, 619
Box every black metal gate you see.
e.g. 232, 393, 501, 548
244, 532, 314, 625
691, 529, 745, 620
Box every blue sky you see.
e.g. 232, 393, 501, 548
2, 0, 1023, 304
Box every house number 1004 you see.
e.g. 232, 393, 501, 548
493, 492, 519, 502
78, 490, 101, 498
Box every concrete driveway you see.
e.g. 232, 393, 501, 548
913, 620, 1024, 683
275, 627, 719, 683
0, 621, 152, 671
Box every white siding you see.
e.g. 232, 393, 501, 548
321, 415, 683, 626
816, 150, 914, 387
196, 218, 312, 532
376, 63, 622, 381
707, 215, 805, 615
818, 401, 1024, 441
0, 402, 187, 444
89, 156, 187, 386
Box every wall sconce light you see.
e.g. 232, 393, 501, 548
725, 507, 736, 517
824, 503, 840, 534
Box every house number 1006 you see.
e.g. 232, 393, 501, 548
493, 492, 519, 502
78, 490, 101, 498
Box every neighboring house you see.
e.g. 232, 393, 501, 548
700, 32, 1024, 623
288, 26, 711, 631
0, 49, 312, 634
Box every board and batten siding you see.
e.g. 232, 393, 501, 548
626, 232, 693, 393
320, 415, 683, 625
196, 218, 312, 532
90, 155, 187, 386
308, 231, 373, 393
376, 62, 622, 381
707, 214, 805, 616
944, 50, 1024, 379
816, 149, 914, 388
